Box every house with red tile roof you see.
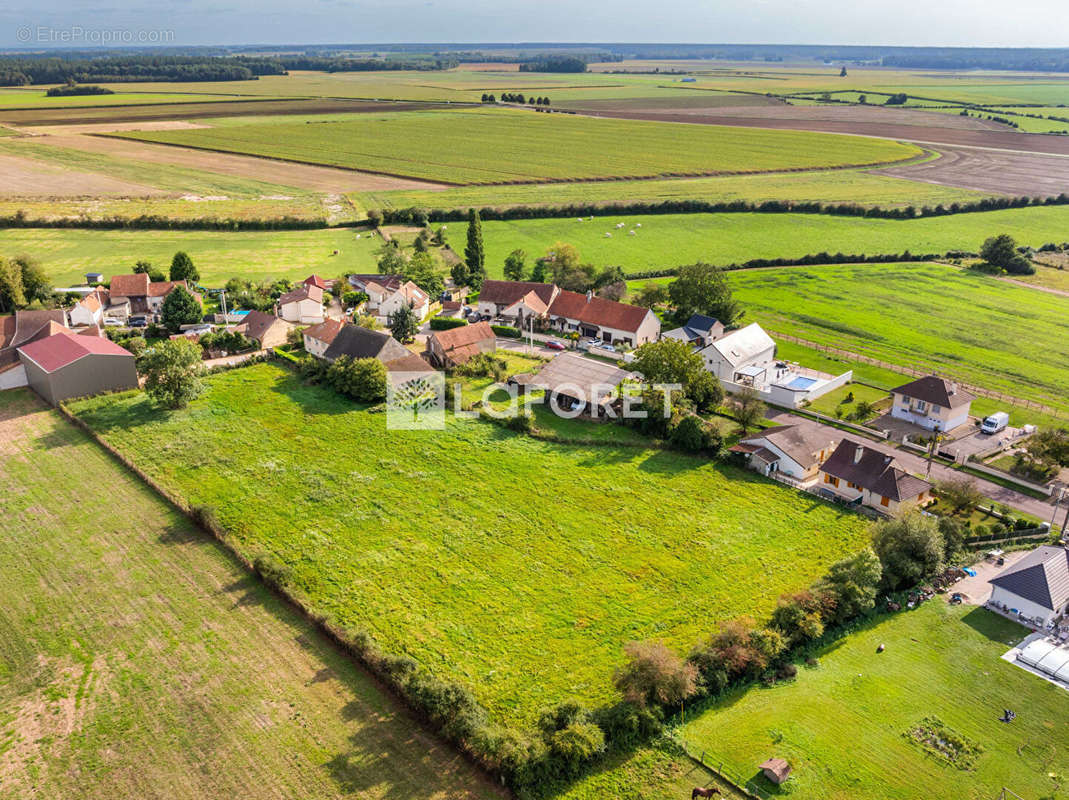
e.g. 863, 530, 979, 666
108, 274, 201, 319
69, 287, 109, 328
278, 283, 325, 325
426, 321, 496, 368
303, 274, 328, 291
546, 289, 660, 347
16, 330, 137, 405
302, 318, 345, 358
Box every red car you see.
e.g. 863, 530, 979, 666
545, 339, 566, 351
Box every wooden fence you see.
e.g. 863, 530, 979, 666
680, 739, 770, 800
770, 331, 1067, 421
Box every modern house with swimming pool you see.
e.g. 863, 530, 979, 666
700, 323, 851, 408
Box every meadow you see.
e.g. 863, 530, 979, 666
0, 388, 493, 800
68, 363, 871, 731
477, 205, 1069, 277
356, 166, 982, 212
677, 601, 1069, 800
725, 262, 1069, 413
117, 107, 921, 184
0, 88, 251, 108
0, 227, 381, 286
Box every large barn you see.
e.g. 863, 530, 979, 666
17, 330, 138, 406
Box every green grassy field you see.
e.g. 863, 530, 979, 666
68, 363, 870, 732
0, 388, 494, 800
356, 167, 982, 213
678, 601, 1069, 800
478, 205, 1069, 277
0, 89, 251, 108
0, 228, 381, 286
117, 107, 921, 185
726, 262, 1069, 414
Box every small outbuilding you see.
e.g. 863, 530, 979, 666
517, 352, 634, 418
17, 330, 137, 405
759, 758, 792, 785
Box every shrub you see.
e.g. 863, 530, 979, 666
430, 316, 468, 331
871, 513, 946, 591
507, 413, 533, 433
613, 641, 697, 710
253, 553, 294, 590
491, 324, 521, 338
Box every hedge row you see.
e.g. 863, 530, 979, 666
0, 213, 327, 231
429, 316, 469, 330
377, 192, 1069, 225
491, 324, 522, 338
625, 249, 944, 280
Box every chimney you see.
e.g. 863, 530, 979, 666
586, 289, 593, 302
854, 445, 864, 464
948, 381, 957, 395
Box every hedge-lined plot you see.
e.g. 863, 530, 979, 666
117, 108, 922, 185
0, 388, 494, 800
69, 363, 870, 732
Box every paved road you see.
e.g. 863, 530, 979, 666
770, 409, 1057, 521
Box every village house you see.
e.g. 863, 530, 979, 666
321, 323, 411, 364
988, 546, 1069, 628
108, 273, 201, 320
476, 280, 558, 321
545, 289, 660, 347
16, 329, 138, 405
236, 310, 292, 349
731, 423, 840, 483
818, 440, 933, 514
426, 321, 496, 368
68, 287, 109, 328
890, 375, 974, 432
700, 322, 777, 384
661, 314, 725, 349
302, 318, 345, 358
348, 274, 429, 323
0, 309, 69, 389
278, 283, 325, 325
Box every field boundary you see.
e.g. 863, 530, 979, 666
679, 740, 768, 800
769, 330, 1068, 421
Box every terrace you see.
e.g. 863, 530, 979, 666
733, 360, 853, 409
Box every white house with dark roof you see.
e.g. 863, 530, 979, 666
278, 283, 325, 325
989, 546, 1069, 627
731, 422, 841, 483
890, 375, 974, 432
700, 322, 777, 384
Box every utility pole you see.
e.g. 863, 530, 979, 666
218, 289, 230, 331
1048, 484, 1064, 533
925, 422, 941, 478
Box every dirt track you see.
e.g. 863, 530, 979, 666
21, 133, 448, 193
873, 144, 1069, 197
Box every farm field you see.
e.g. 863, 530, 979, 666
68, 363, 871, 731
0, 89, 251, 108
0, 388, 494, 800
116, 108, 923, 184
356, 167, 983, 212
677, 601, 1069, 800
726, 262, 1069, 414
0, 228, 381, 285
477, 205, 1069, 277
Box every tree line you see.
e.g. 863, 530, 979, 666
0, 54, 288, 85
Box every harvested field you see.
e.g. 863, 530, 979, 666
553, 93, 786, 112
19, 120, 211, 135
23, 133, 446, 193
579, 105, 1069, 157
0, 98, 448, 127
0, 151, 164, 197
873, 144, 1069, 197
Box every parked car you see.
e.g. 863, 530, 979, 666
128, 316, 148, 328
578, 338, 598, 350
545, 339, 565, 351
102, 316, 123, 327
599, 343, 617, 352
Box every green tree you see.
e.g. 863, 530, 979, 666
134, 260, 165, 282
403, 251, 445, 297
730, 387, 766, 432
463, 208, 486, 290
817, 548, 883, 624
0, 256, 26, 313
326, 356, 388, 403
668, 413, 722, 453
12, 256, 50, 305
668, 262, 743, 325
366, 208, 383, 228
936, 477, 982, 514
871, 513, 945, 591
980, 233, 1034, 275
141, 338, 204, 409
503, 249, 528, 282
633, 282, 669, 308
770, 591, 826, 647
450, 260, 469, 289
159, 286, 202, 333
388, 302, 419, 343
631, 338, 723, 412
530, 258, 548, 283
169, 251, 199, 283
377, 242, 407, 275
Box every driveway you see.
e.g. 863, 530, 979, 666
954, 550, 1029, 606
769, 409, 1057, 521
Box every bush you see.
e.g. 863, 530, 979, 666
613, 641, 697, 710
507, 412, 533, 433
491, 324, 521, 338
253, 553, 294, 590
430, 316, 468, 331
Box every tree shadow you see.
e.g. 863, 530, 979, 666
221, 574, 265, 609
156, 520, 201, 545
30, 426, 76, 451
267, 372, 353, 416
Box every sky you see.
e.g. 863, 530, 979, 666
1, 0, 1067, 49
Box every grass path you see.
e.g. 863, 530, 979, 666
0, 388, 497, 800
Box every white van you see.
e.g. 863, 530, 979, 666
980, 411, 1009, 435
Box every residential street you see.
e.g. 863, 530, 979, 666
769, 409, 1058, 522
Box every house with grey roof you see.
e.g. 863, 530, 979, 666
818, 440, 933, 514
890, 375, 974, 432
989, 546, 1069, 627
730, 422, 840, 483
661, 314, 724, 349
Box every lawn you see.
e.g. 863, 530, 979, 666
68, 363, 870, 733
0, 227, 381, 286
0, 388, 493, 800
117, 107, 921, 185
677, 601, 1069, 800
804, 382, 890, 419
478, 205, 1069, 278
355, 168, 982, 213
725, 262, 1069, 414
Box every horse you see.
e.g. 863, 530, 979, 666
692, 788, 721, 798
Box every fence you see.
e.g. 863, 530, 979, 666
679, 739, 769, 800
770, 331, 1067, 421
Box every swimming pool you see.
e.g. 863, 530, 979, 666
786, 376, 818, 390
